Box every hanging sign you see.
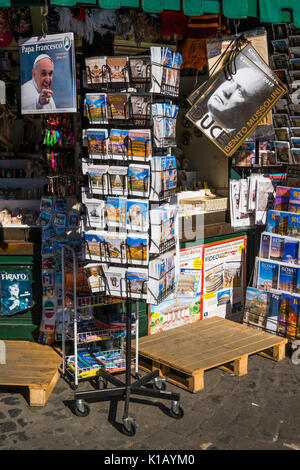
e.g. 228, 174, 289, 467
0, 268, 33, 316
186, 43, 287, 156
19, 32, 76, 115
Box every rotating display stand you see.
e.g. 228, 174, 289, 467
65, 50, 184, 435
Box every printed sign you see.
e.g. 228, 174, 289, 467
19, 32, 76, 114
0, 268, 32, 316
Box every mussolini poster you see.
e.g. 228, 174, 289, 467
186, 45, 287, 156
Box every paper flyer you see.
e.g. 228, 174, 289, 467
19, 33, 76, 114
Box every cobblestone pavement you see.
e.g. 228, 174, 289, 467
0, 350, 299, 452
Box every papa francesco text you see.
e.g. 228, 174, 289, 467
21, 43, 63, 54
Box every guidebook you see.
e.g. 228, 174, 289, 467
274, 186, 290, 211
288, 187, 300, 213
283, 239, 300, 264
265, 290, 281, 334
260, 233, 271, 259
269, 235, 285, 261
256, 259, 279, 291
278, 264, 298, 293
243, 287, 269, 329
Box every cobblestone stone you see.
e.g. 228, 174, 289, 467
0, 354, 298, 450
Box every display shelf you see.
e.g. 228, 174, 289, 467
66, 326, 125, 344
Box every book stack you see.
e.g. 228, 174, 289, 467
243, 184, 300, 341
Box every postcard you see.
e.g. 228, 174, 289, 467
107, 166, 128, 196
257, 259, 279, 291
274, 141, 292, 164
128, 56, 151, 88
84, 231, 103, 260
291, 137, 300, 149
289, 70, 300, 81
85, 129, 108, 156
106, 197, 126, 228
100, 264, 126, 296
290, 36, 300, 47
107, 93, 129, 120
83, 263, 106, 293
291, 127, 300, 137
84, 199, 106, 230
291, 148, 300, 164
260, 233, 271, 259
274, 98, 289, 113
103, 232, 127, 263
130, 95, 151, 125
283, 239, 300, 264
126, 234, 149, 265
274, 186, 290, 211
128, 129, 151, 161
126, 199, 149, 232
85, 57, 107, 84
272, 39, 289, 53
106, 56, 129, 83
126, 268, 148, 299
273, 114, 290, 129
88, 165, 108, 195
271, 53, 289, 69
288, 46, 300, 58
108, 129, 129, 159
128, 164, 150, 197
290, 58, 300, 70
84, 94, 108, 123
288, 188, 300, 213
290, 115, 300, 127
274, 127, 289, 141
232, 150, 255, 167
259, 150, 277, 166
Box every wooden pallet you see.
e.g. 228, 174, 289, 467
0, 340, 62, 406
132, 317, 288, 393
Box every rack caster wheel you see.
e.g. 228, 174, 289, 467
170, 401, 184, 420
121, 418, 138, 436
153, 377, 167, 391
74, 400, 90, 417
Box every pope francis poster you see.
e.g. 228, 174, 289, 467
19, 32, 76, 114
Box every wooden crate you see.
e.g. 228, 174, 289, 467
0, 341, 62, 406
132, 317, 288, 393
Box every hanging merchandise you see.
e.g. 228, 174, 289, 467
19, 32, 77, 115
186, 36, 287, 156
0, 267, 32, 316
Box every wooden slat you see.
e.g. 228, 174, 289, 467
134, 317, 287, 392
0, 341, 61, 406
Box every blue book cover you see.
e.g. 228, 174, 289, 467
257, 260, 279, 291
266, 211, 289, 235
287, 295, 299, 340
288, 188, 300, 213
283, 239, 299, 264
277, 293, 291, 336
266, 292, 281, 334
269, 235, 285, 261
278, 264, 298, 292
287, 212, 300, 237
274, 186, 290, 211
259, 233, 271, 258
